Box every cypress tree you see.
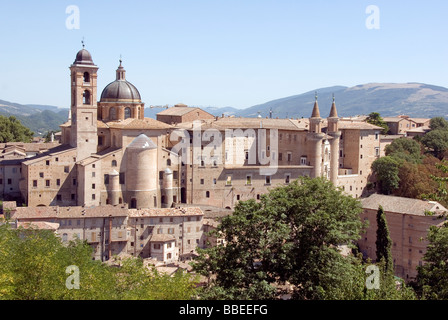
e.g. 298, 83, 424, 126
375, 205, 393, 273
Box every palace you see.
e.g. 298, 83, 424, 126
1, 46, 383, 210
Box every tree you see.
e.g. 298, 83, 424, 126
422, 129, 448, 160
375, 206, 393, 273
0, 115, 34, 143
385, 138, 423, 164
371, 156, 400, 195
429, 117, 448, 131
0, 224, 199, 300
366, 112, 389, 134
414, 224, 448, 299
192, 177, 367, 300
420, 160, 448, 207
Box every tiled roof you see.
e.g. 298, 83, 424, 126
213, 117, 308, 131
149, 234, 176, 242
12, 205, 129, 220
106, 118, 172, 130
17, 221, 60, 230
361, 194, 448, 216
157, 107, 201, 116
128, 207, 204, 217
338, 120, 383, 130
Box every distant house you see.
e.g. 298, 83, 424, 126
156, 104, 215, 125
358, 194, 447, 281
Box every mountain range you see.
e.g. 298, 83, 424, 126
1, 82, 447, 136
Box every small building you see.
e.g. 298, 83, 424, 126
358, 194, 447, 281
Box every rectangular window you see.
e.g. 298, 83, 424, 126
39, 172, 44, 178
73, 178, 77, 186
45, 180, 50, 187
265, 176, 271, 185
92, 183, 95, 189
7, 179, 12, 185
287, 153, 292, 162
104, 174, 109, 185
300, 157, 307, 165
92, 194, 96, 200
154, 244, 161, 250
92, 172, 95, 178
56, 194, 62, 201
64, 166, 69, 173
56, 179, 61, 186
119, 172, 125, 184
279, 153, 283, 161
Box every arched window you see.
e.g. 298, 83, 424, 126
83, 72, 90, 83
167, 159, 171, 166
83, 90, 91, 105
137, 107, 140, 119
62, 233, 68, 242
112, 160, 117, 167
124, 107, 131, 119
109, 107, 116, 120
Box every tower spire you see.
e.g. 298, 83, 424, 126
329, 93, 338, 118
311, 91, 321, 118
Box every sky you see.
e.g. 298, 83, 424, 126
0, 0, 447, 109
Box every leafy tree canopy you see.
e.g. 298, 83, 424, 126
372, 156, 400, 195
0, 224, 199, 300
0, 115, 34, 143
366, 112, 389, 134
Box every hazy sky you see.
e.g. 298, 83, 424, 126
0, 0, 447, 109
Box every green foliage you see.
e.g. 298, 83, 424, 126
385, 138, 423, 164
422, 129, 448, 159
0, 224, 199, 300
0, 115, 34, 143
192, 177, 368, 300
429, 117, 448, 131
371, 156, 400, 194
420, 160, 448, 207
366, 112, 389, 134
414, 224, 448, 299
375, 206, 393, 273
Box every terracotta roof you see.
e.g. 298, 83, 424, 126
97, 120, 109, 129
149, 234, 176, 242
128, 207, 203, 217
106, 118, 172, 130
338, 120, 383, 130
17, 221, 60, 230
157, 106, 202, 116
383, 117, 406, 123
213, 117, 308, 131
361, 194, 448, 216
12, 205, 129, 220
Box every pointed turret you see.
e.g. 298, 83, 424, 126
329, 94, 338, 118
311, 91, 321, 118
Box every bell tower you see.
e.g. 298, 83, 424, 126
69, 42, 99, 161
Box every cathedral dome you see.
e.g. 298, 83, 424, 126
73, 48, 94, 65
100, 60, 141, 103
100, 80, 141, 102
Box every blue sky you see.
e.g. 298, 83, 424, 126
0, 0, 447, 109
